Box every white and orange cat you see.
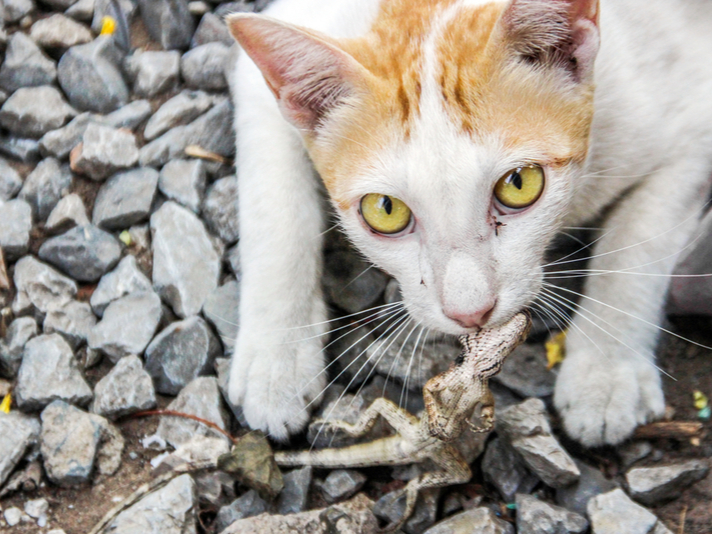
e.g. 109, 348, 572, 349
226, 0, 712, 446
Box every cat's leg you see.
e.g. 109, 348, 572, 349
554, 160, 710, 446
229, 71, 328, 442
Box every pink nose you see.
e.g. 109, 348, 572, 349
444, 301, 496, 329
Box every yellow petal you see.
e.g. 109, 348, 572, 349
693, 390, 708, 410
100, 16, 116, 36
545, 330, 567, 370
119, 230, 132, 246
0, 393, 11, 413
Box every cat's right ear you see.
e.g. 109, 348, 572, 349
227, 14, 369, 133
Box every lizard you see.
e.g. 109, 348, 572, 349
274, 312, 531, 531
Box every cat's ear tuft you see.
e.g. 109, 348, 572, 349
227, 13, 368, 132
502, 0, 600, 82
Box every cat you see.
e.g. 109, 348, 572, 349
225, 0, 712, 446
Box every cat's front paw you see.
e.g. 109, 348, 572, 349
553, 347, 664, 447
228, 332, 326, 442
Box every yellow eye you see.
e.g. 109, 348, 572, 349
360, 194, 412, 235
493, 165, 545, 209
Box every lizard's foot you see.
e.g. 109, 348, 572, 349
374, 487, 418, 533
467, 404, 495, 434
309, 418, 361, 438
554, 344, 664, 447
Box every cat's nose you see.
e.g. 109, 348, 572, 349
444, 301, 496, 329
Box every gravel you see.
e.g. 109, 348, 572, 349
0, 85, 77, 138
91, 354, 157, 419
92, 167, 159, 230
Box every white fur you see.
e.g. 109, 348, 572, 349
231, 0, 712, 445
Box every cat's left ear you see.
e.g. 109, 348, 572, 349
501, 0, 600, 82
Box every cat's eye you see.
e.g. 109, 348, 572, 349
360, 194, 412, 235
493, 165, 545, 209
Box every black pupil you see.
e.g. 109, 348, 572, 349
382, 196, 393, 215
507, 171, 523, 190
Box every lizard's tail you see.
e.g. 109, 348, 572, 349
275, 437, 405, 469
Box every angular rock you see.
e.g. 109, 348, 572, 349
90, 0, 136, 37
30, 14, 93, 49
191, 12, 234, 48
497, 398, 580, 488
0, 316, 38, 378
424, 507, 514, 534
626, 460, 710, 506
43, 299, 96, 349
41, 400, 124, 486
12, 256, 77, 315
145, 316, 221, 395
88, 291, 162, 362
18, 157, 73, 221
92, 167, 159, 229
0, 157, 22, 200
181, 42, 230, 91
215, 490, 269, 532
618, 441, 654, 469
103, 100, 152, 131
187, 97, 236, 159
374, 487, 439, 534
139, 124, 192, 168
107, 473, 197, 533
70, 123, 139, 181
555, 460, 617, 516
324, 249, 389, 314
0, 86, 76, 139
202, 174, 238, 244
482, 437, 539, 502
24, 498, 49, 522
156, 435, 229, 471
58, 36, 129, 113
0, 199, 32, 260
144, 90, 214, 141
4, 0, 34, 23
151, 201, 221, 318
226, 244, 241, 279
3, 507, 22, 527
516, 494, 588, 534
0, 32, 57, 93
15, 334, 93, 411
322, 469, 367, 504
136, 0, 194, 50
587, 488, 670, 534
0, 412, 41, 487
45, 193, 90, 234
42, 0, 80, 9
91, 354, 157, 419
277, 466, 312, 515
155, 376, 229, 448
158, 159, 207, 212
90, 255, 152, 316
123, 50, 181, 98
39, 224, 122, 282
0, 134, 41, 163
39, 112, 96, 160
202, 279, 239, 351
66, 0, 94, 20
492, 343, 556, 398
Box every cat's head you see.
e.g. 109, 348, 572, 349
228, 0, 599, 334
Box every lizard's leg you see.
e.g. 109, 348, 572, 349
314, 398, 419, 439
466, 389, 495, 434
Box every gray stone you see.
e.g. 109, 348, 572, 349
43, 299, 96, 349
92, 167, 158, 229
277, 466, 312, 515
155, 435, 229, 471
0, 157, 22, 200
626, 460, 710, 506
90, 0, 135, 42
151, 201, 221, 318
88, 291, 162, 362
41, 400, 123, 486
0, 134, 41, 163
516, 493, 588, 534
0, 86, 76, 138
0, 32, 57, 93
158, 158, 207, 212
24, 497, 49, 522
0, 316, 38, 378
18, 157, 73, 221
181, 42, 230, 91
188, 1, 209, 16
91, 255, 152, 317
70, 123, 139, 181
42, 0, 79, 8
587, 488, 666, 534
202, 279, 239, 352
492, 343, 556, 398
424, 507, 514, 534
202, 174, 238, 244
0, 412, 40, 487
0, 199, 31, 260
4, 0, 34, 23
136, 0, 194, 50
482, 437, 539, 502
374, 487, 439, 534
39, 225, 122, 282
58, 36, 128, 113
145, 316, 221, 395
46, 193, 90, 234
321, 469, 367, 504
30, 13, 93, 49
618, 441, 654, 469
155, 376, 229, 448
215, 490, 268, 532
103, 100, 152, 131
39, 112, 96, 160
91, 354, 157, 419
497, 398, 580, 488
324, 249, 389, 314
123, 50, 181, 98
139, 124, 192, 168
12, 256, 77, 315
144, 91, 214, 141
555, 461, 618, 516
226, 244, 241, 279
15, 334, 92, 411
65, 0, 94, 21
107, 474, 197, 533
192, 12, 234, 48
3, 507, 22, 526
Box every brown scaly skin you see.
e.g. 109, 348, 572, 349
275, 312, 531, 532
